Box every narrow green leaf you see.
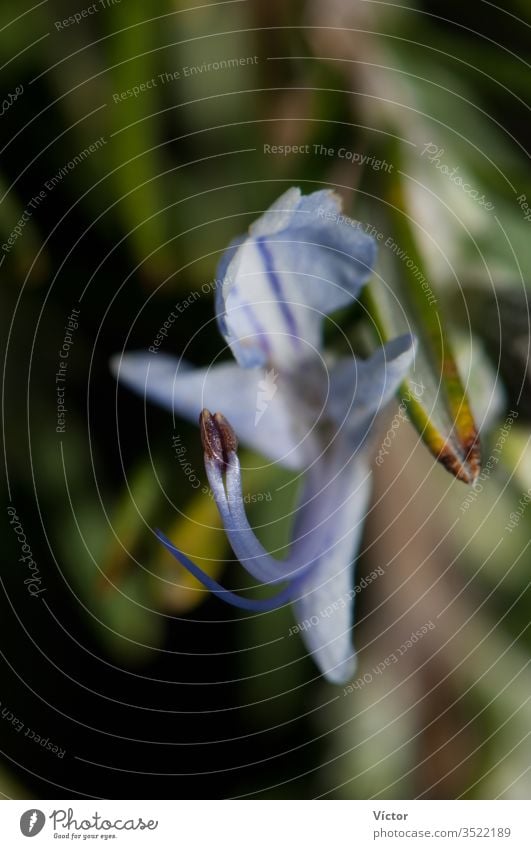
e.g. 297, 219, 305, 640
362, 169, 481, 484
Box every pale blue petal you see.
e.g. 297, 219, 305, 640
288, 188, 343, 224
248, 186, 303, 237
290, 448, 372, 684
110, 352, 306, 469
214, 235, 244, 343
247, 187, 345, 238
216, 189, 377, 368
326, 334, 417, 443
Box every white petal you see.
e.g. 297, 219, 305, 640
216, 190, 377, 368
248, 187, 303, 237
247, 187, 345, 238
291, 448, 372, 685
111, 352, 307, 469
327, 334, 417, 442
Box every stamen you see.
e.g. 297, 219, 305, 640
156, 529, 294, 612
163, 409, 318, 609
200, 410, 318, 586
200, 409, 238, 469
225, 453, 315, 584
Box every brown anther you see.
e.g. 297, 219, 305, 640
199, 409, 238, 468
213, 412, 238, 456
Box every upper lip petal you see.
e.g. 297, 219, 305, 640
216, 188, 377, 370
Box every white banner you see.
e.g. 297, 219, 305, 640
0, 800, 527, 847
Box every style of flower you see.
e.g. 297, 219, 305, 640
112, 187, 416, 683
